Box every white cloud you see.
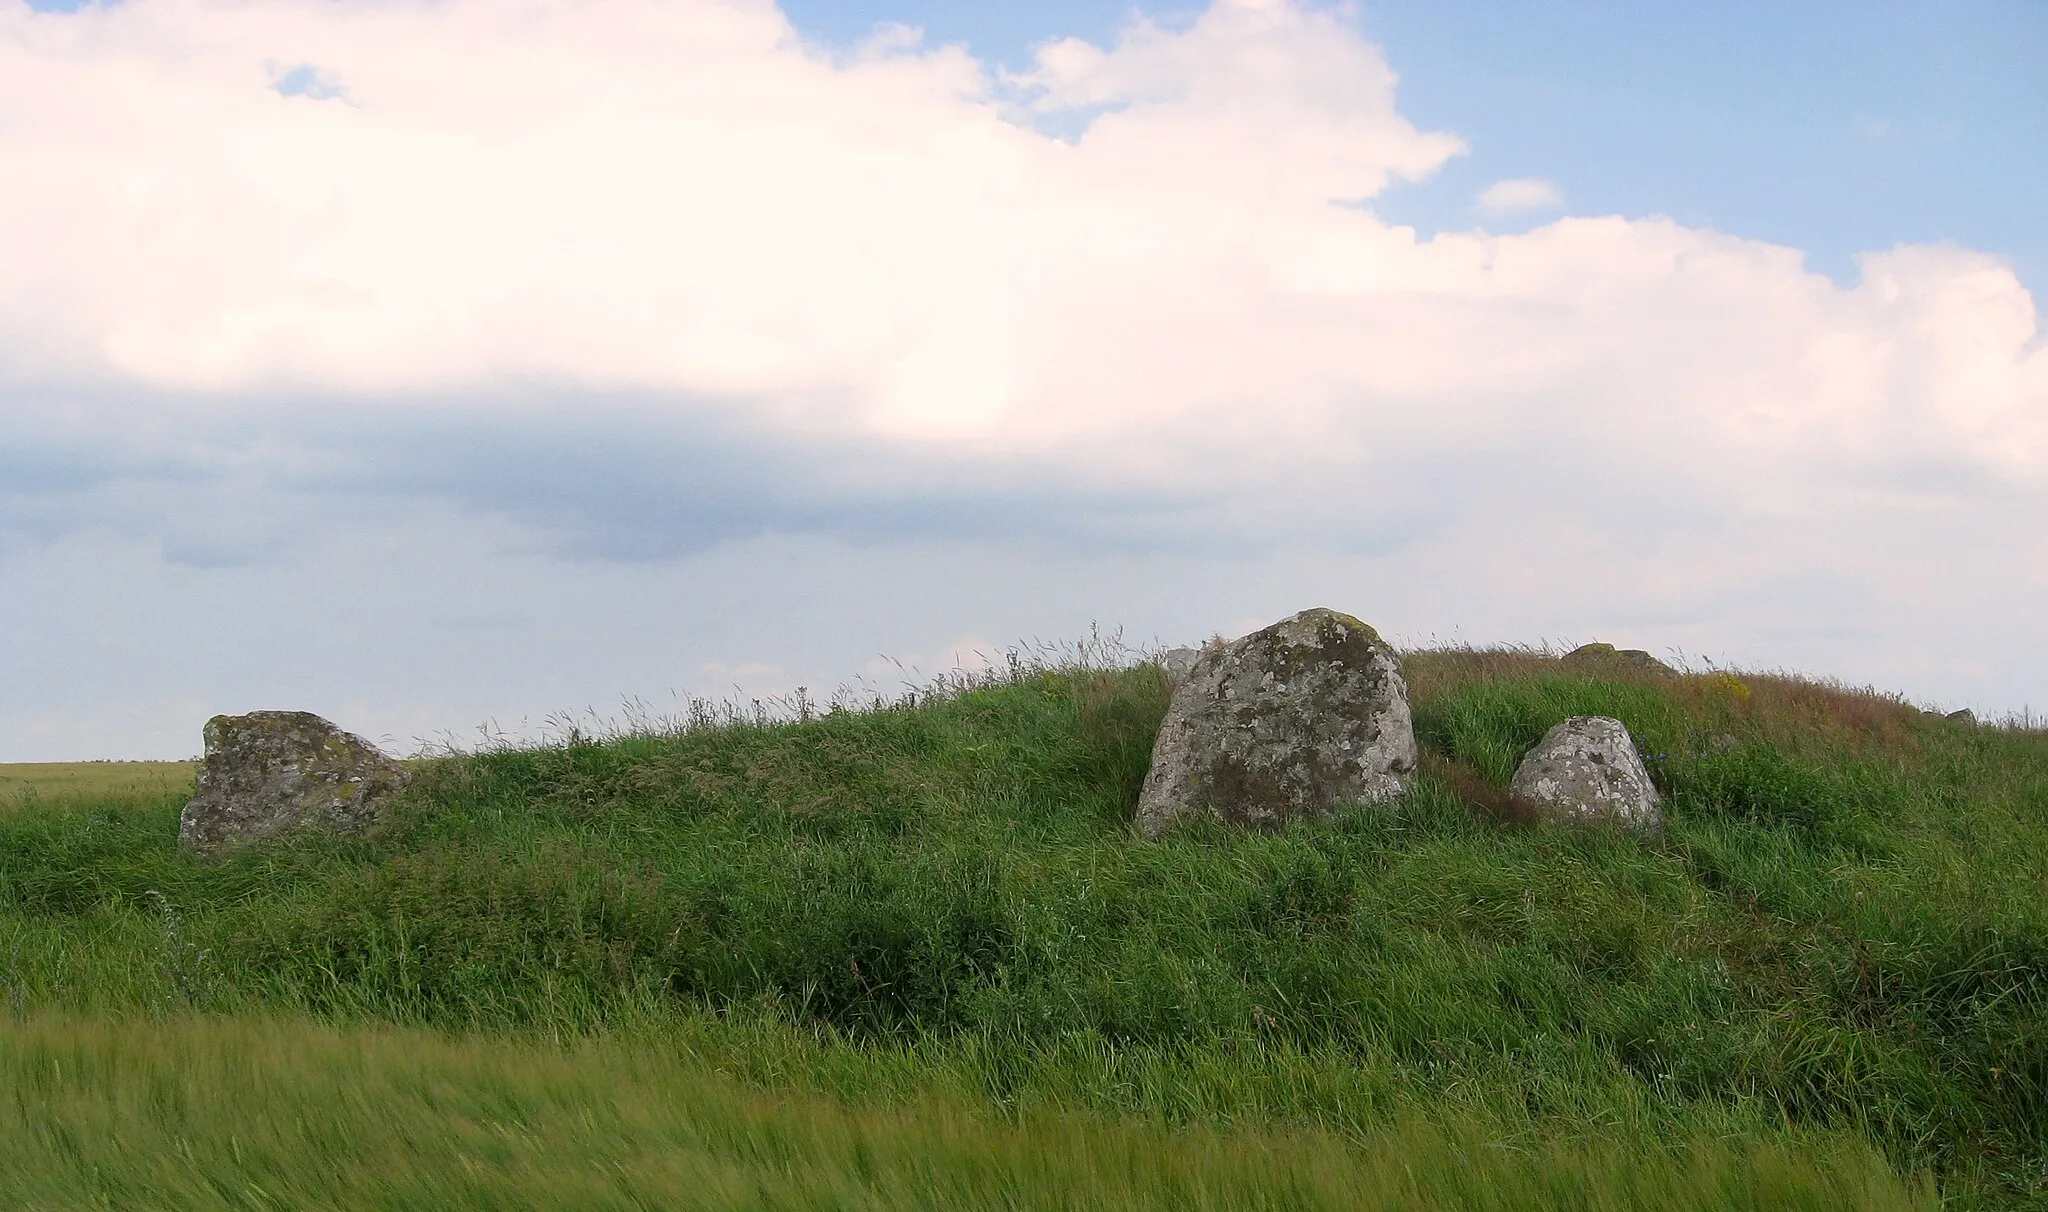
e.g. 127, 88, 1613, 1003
0, 0, 2045, 755
1476, 176, 1564, 213
2, 0, 2036, 476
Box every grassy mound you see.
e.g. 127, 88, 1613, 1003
4, 648, 2044, 1206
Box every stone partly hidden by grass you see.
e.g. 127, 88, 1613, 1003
2, 639, 2043, 1209
178, 710, 413, 859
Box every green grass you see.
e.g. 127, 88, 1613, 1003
1, 1011, 1927, 1211
3, 649, 2044, 1207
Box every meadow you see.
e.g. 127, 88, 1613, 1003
0, 759, 195, 802
3, 644, 2042, 1208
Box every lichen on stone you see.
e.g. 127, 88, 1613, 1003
1137, 608, 1417, 838
179, 710, 411, 858
1508, 715, 1661, 834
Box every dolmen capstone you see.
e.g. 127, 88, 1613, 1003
1561, 642, 1675, 678
179, 710, 411, 858
1137, 608, 1417, 839
1156, 646, 1203, 682
1508, 715, 1661, 833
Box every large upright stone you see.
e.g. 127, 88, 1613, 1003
179, 711, 411, 857
1508, 715, 1662, 833
1137, 609, 1417, 838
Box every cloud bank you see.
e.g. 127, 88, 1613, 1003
1, 0, 2043, 756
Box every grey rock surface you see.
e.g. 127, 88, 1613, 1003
1137, 608, 1417, 838
1509, 715, 1662, 833
1945, 708, 1976, 725
179, 711, 412, 857
1156, 647, 1202, 681
1561, 642, 1675, 678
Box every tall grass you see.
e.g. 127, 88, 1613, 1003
1, 1011, 1929, 1211
3, 645, 2044, 1205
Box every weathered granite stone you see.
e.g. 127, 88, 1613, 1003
1561, 642, 1676, 678
179, 711, 411, 857
1137, 609, 1417, 838
1945, 708, 1976, 726
1509, 715, 1661, 833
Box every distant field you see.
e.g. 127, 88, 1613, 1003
0, 761, 195, 803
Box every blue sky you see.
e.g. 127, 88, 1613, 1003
2, 0, 2043, 759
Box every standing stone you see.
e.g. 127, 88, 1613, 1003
179, 711, 412, 857
1137, 608, 1417, 838
1508, 716, 1662, 833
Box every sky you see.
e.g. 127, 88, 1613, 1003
1, 0, 2043, 760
